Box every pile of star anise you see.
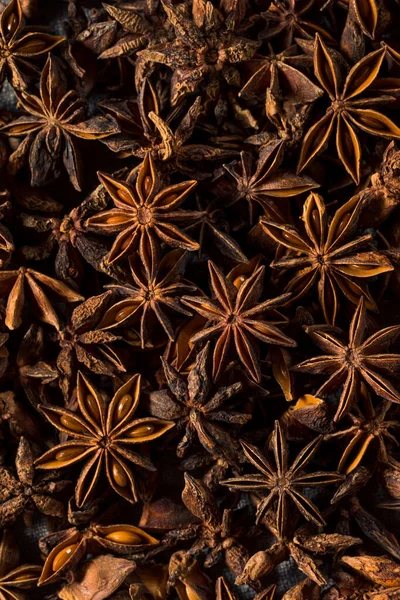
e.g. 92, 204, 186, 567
2, 0, 400, 598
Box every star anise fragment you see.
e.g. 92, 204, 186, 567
298, 36, 400, 184
98, 249, 196, 348
293, 297, 400, 421
138, 0, 260, 105
341, 554, 400, 598
1, 54, 119, 191
325, 383, 399, 474
57, 291, 127, 401
223, 140, 318, 224
0, 266, 83, 331
167, 551, 213, 600
222, 420, 343, 537
148, 343, 250, 464
86, 153, 200, 273
260, 192, 393, 324
0, 529, 41, 600
35, 371, 174, 506
0, 436, 69, 527
182, 261, 296, 382
0, 0, 64, 91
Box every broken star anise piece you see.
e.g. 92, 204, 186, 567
260, 192, 393, 324
35, 371, 174, 506
86, 153, 200, 273
0, 0, 64, 91
1, 54, 119, 191
293, 297, 400, 421
298, 36, 400, 184
181, 260, 296, 382
222, 420, 343, 537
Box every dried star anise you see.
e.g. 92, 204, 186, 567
0, 529, 41, 599
35, 371, 174, 506
222, 420, 343, 537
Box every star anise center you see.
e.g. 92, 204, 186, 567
136, 206, 153, 225
332, 99, 347, 113
343, 346, 361, 367
0, 43, 11, 58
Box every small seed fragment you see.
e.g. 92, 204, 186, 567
52, 544, 78, 572
104, 530, 142, 545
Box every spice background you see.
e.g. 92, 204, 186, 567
2, 0, 400, 599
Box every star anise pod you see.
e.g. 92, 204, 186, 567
1, 54, 119, 191
325, 383, 399, 475
0, 529, 41, 600
85, 153, 200, 273
0, 0, 64, 91
0, 265, 83, 331
56, 291, 127, 401
35, 371, 174, 506
297, 36, 400, 184
148, 343, 250, 464
340, 554, 400, 598
0, 436, 69, 527
223, 140, 318, 224
222, 420, 343, 537
98, 250, 195, 348
138, 0, 260, 106
181, 260, 296, 382
293, 297, 400, 421
260, 192, 393, 324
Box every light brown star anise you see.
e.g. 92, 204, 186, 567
297, 36, 400, 184
181, 260, 296, 382
85, 153, 200, 273
137, 0, 260, 105
0, 0, 64, 90
223, 141, 318, 224
0, 266, 83, 331
260, 192, 393, 324
293, 297, 400, 421
0, 436, 69, 527
148, 343, 250, 464
35, 371, 174, 506
325, 383, 399, 474
2, 54, 119, 191
0, 529, 41, 600
98, 249, 196, 348
222, 420, 343, 537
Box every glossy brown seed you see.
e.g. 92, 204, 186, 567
104, 530, 142, 544
52, 544, 78, 572
60, 414, 86, 433
117, 188, 133, 203
128, 424, 155, 438
115, 306, 136, 322
143, 176, 152, 197
55, 447, 84, 462
233, 275, 247, 289
106, 215, 128, 225
5, 13, 18, 34
116, 394, 133, 421
111, 459, 128, 487
19, 40, 48, 53
86, 394, 101, 422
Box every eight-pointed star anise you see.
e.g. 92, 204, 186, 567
260, 192, 393, 324
297, 36, 400, 184
98, 249, 196, 348
293, 297, 400, 421
86, 153, 200, 273
222, 420, 343, 537
2, 54, 119, 191
35, 372, 174, 506
0, 0, 64, 91
181, 261, 296, 382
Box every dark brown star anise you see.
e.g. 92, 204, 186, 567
98, 250, 196, 348
86, 153, 200, 272
138, 0, 260, 105
297, 36, 400, 183
182, 260, 296, 382
2, 54, 119, 191
0, 529, 41, 600
222, 420, 343, 537
148, 343, 250, 464
0, 436, 69, 527
260, 192, 393, 324
0, 0, 64, 90
293, 297, 400, 421
35, 371, 174, 506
